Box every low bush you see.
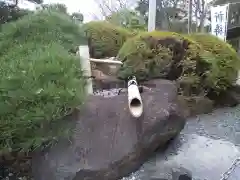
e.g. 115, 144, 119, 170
0, 10, 86, 152
0, 10, 87, 56
82, 21, 132, 58
117, 31, 240, 96
187, 33, 240, 92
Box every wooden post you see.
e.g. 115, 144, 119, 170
79, 46, 93, 95
148, 0, 156, 32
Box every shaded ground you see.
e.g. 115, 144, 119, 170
123, 105, 240, 180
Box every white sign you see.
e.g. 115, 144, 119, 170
211, 4, 229, 41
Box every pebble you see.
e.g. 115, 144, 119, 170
93, 88, 123, 97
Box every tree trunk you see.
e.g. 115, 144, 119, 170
199, 14, 205, 32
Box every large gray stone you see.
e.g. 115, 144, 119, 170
32, 80, 186, 180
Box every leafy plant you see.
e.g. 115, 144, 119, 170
0, 10, 86, 152
82, 21, 132, 58
0, 10, 87, 56
106, 9, 146, 31
117, 31, 240, 96
188, 33, 240, 93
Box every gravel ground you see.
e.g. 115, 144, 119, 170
123, 105, 240, 180
93, 88, 122, 97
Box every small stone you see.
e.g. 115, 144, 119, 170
172, 167, 192, 180
178, 174, 192, 180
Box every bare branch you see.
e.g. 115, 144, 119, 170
116, 0, 125, 9
94, 0, 114, 17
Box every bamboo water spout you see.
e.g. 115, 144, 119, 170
127, 76, 143, 118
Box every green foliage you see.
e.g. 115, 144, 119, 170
40, 3, 68, 14
135, 0, 187, 32
82, 21, 132, 58
187, 33, 240, 92
37, 3, 84, 24
117, 31, 240, 96
71, 12, 84, 23
0, 10, 86, 152
117, 31, 199, 81
0, 10, 87, 56
106, 9, 146, 31
117, 32, 175, 80
0, 1, 32, 26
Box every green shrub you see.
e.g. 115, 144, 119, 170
187, 33, 240, 92
0, 10, 86, 152
82, 21, 132, 58
117, 31, 201, 82
117, 31, 240, 96
0, 10, 87, 56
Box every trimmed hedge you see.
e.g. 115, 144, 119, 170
0, 10, 87, 56
0, 10, 86, 152
187, 33, 240, 92
82, 21, 132, 58
117, 31, 240, 95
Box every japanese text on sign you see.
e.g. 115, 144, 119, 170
211, 4, 229, 41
